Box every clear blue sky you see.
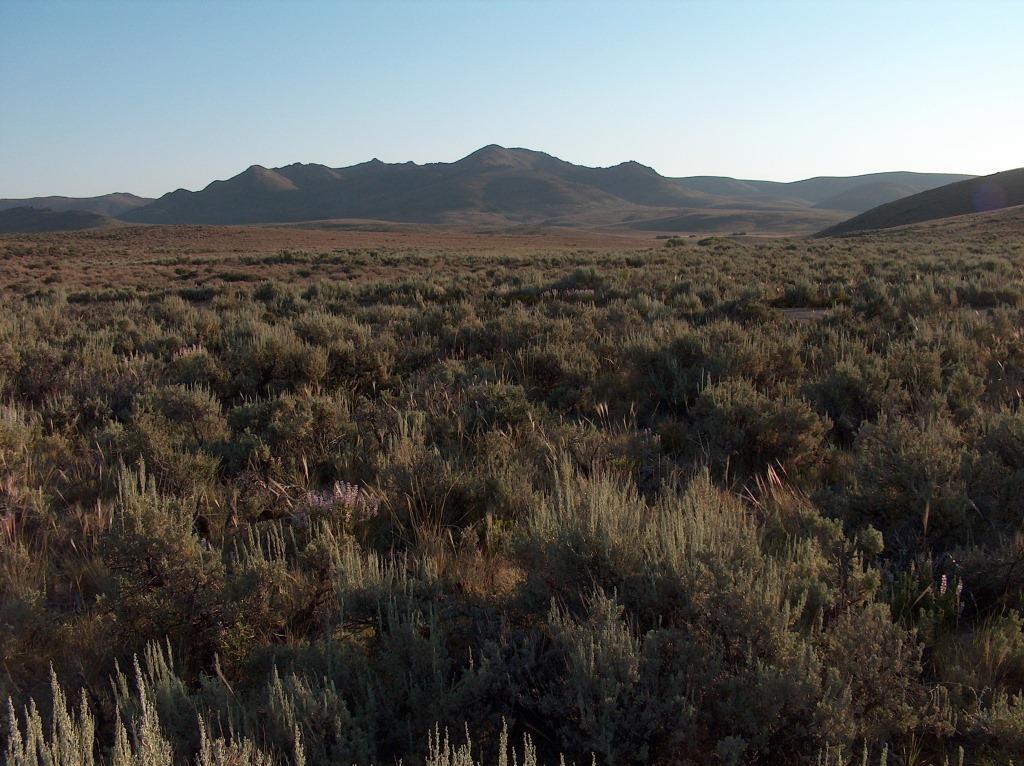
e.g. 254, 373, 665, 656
1, 0, 1021, 198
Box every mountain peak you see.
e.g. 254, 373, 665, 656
474, 143, 508, 155
458, 145, 537, 169
233, 165, 297, 191
612, 160, 657, 173
273, 163, 342, 185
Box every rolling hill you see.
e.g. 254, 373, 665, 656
817, 167, 1024, 236
0, 206, 116, 233
672, 171, 972, 210
119, 147, 973, 233
0, 193, 152, 218
844, 201, 1024, 242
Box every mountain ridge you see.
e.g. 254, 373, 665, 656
1, 148, 980, 235
120, 147, 972, 233
0, 206, 116, 233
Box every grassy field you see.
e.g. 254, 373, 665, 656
3, 216, 1024, 764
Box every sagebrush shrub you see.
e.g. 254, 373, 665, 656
3, 228, 1024, 764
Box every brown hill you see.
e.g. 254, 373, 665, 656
829, 199, 1024, 242
817, 168, 1024, 236
0, 193, 151, 217
812, 181, 933, 212
673, 171, 972, 208
0, 206, 115, 233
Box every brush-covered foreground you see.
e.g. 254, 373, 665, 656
2, 223, 1024, 765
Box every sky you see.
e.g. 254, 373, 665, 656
1, 0, 1022, 198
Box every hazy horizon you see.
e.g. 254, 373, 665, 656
2, 0, 1022, 198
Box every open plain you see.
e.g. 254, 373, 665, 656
3, 208, 1024, 764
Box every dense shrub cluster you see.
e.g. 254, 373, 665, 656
2, 228, 1024, 763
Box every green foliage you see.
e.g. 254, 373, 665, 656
688, 377, 830, 481
102, 467, 229, 668
836, 415, 970, 549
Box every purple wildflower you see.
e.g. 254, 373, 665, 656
300, 481, 380, 524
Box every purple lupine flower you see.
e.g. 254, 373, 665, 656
300, 481, 380, 524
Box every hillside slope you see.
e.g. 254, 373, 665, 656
0, 193, 152, 217
673, 171, 972, 209
0, 206, 115, 233
817, 167, 1024, 236
851, 202, 1024, 242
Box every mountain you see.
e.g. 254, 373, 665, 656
0, 206, 116, 233
817, 168, 1024, 237
0, 193, 152, 217
669, 176, 782, 198
124, 146, 722, 227
119, 147, 974, 233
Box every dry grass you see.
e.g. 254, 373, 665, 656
0, 223, 660, 293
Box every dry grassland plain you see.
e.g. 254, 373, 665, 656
3, 209, 1024, 764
